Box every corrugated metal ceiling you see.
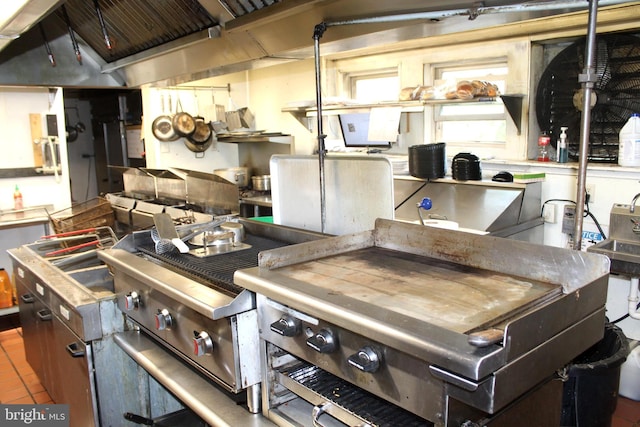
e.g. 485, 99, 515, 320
49, 0, 217, 62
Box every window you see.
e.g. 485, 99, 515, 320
349, 71, 399, 103
435, 63, 508, 145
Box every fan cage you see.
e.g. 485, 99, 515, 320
536, 33, 640, 163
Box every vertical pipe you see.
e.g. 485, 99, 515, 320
313, 24, 327, 234
573, 0, 599, 250
118, 95, 129, 168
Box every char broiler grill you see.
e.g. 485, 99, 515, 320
233, 219, 611, 427
97, 219, 324, 422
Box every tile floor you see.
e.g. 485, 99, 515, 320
0, 314, 53, 405
0, 312, 639, 425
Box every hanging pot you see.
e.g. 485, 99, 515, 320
172, 98, 195, 137
152, 115, 178, 142
66, 126, 78, 143
183, 138, 212, 157
189, 116, 212, 145
152, 92, 179, 142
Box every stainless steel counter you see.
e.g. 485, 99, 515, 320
0, 205, 52, 231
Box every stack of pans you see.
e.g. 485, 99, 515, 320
408, 143, 446, 179
452, 152, 482, 180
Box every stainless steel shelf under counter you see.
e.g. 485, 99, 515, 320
240, 195, 272, 218
0, 205, 52, 231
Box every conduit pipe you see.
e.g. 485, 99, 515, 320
573, 0, 599, 250
629, 277, 640, 320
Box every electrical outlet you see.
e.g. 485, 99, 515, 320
586, 184, 595, 203
543, 203, 556, 223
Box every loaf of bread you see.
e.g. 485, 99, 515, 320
399, 86, 418, 101
471, 80, 499, 97
455, 80, 474, 100
399, 85, 437, 101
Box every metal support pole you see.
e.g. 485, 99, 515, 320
573, 0, 599, 250
313, 23, 328, 233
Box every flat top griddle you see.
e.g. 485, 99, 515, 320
267, 246, 558, 334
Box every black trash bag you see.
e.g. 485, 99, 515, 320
560, 323, 630, 427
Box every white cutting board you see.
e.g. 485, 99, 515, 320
270, 155, 394, 235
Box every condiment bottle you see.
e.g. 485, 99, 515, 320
0, 268, 12, 309
13, 185, 23, 210
537, 132, 551, 162
557, 127, 568, 163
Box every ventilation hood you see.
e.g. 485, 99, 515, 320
0, 0, 65, 50
0, 0, 634, 88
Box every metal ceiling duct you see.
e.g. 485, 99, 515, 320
0, 0, 635, 87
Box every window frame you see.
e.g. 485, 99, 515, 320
330, 39, 530, 160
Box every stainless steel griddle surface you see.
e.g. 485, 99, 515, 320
271, 247, 559, 334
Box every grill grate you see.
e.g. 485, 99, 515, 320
283, 362, 432, 427
137, 234, 288, 296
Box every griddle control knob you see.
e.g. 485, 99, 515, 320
193, 331, 214, 356
306, 329, 337, 353
270, 316, 301, 337
348, 346, 382, 373
124, 292, 140, 310
155, 309, 172, 330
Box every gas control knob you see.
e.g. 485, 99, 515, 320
306, 328, 337, 353
155, 309, 172, 330
124, 291, 140, 310
270, 315, 301, 337
348, 346, 382, 373
193, 331, 214, 356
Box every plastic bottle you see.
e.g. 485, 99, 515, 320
0, 268, 12, 309
537, 132, 550, 162
619, 113, 640, 167
557, 127, 568, 163
13, 185, 23, 210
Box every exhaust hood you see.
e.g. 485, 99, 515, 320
0, 0, 64, 50
0, 0, 633, 88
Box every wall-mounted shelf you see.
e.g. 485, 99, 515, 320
282, 95, 525, 135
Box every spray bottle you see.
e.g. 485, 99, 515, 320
557, 127, 568, 163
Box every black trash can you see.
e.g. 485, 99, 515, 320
560, 323, 630, 427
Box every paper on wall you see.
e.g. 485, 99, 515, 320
368, 107, 402, 142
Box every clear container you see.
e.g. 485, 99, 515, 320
537, 132, 551, 162
619, 113, 640, 167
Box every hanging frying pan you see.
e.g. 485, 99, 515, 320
183, 137, 213, 157
188, 94, 212, 145
189, 116, 212, 145
172, 98, 196, 137
152, 93, 178, 142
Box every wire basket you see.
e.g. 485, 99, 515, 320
49, 197, 115, 234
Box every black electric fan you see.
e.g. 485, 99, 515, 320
536, 33, 640, 162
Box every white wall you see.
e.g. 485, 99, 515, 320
0, 87, 72, 212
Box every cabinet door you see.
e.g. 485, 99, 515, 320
16, 280, 46, 384
52, 316, 97, 427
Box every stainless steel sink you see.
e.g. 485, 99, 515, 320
588, 239, 640, 276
